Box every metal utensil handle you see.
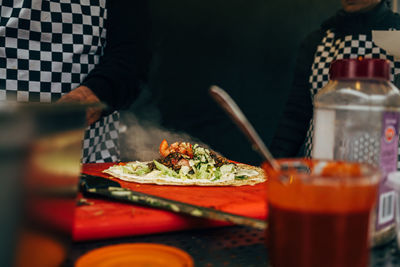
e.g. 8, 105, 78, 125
91, 187, 267, 230
209, 85, 280, 171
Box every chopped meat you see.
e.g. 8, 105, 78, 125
148, 143, 232, 172
209, 151, 231, 167
147, 161, 156, 171
149, 152, 189, 171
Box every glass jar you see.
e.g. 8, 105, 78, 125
312, 58, 400, 246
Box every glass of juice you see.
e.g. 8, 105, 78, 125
263, 159, 380, 267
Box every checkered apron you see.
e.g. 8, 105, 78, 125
0, 0, 120, 163
304, 29, 400, 168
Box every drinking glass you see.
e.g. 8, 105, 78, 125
263, 159, 380, 267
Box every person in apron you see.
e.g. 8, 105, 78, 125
269, 0, 400, 162
0, 0, 142, 163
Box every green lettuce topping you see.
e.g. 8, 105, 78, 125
118, 144, 252, 181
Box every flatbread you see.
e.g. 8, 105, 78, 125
103, 162, 265, 186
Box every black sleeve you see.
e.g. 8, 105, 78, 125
82, 0, 150, 111
269, 30, 323, 158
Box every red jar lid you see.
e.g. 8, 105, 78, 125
329, 58, 390, 80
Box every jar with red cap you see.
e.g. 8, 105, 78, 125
312, 58, 400, 246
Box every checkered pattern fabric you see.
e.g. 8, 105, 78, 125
0, 0, 120, 163
82, 111, 120, 163
305, 30, 400, 162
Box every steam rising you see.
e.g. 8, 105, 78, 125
119, 112, 209, 161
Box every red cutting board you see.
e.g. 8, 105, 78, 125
73, 163, 268, 241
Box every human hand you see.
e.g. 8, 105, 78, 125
57, 86, 103, 125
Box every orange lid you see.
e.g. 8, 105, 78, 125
75, 243, 194, 267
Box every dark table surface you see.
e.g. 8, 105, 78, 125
64, 226, 400, 267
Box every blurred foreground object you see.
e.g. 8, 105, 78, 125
264, 159, 380, 267
312, 58, 400, 246
0, 103, 32, 267
0, 103, 87, 267
75, 243, 194, 267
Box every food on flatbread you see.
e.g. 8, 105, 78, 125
103, 140, 265, 186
